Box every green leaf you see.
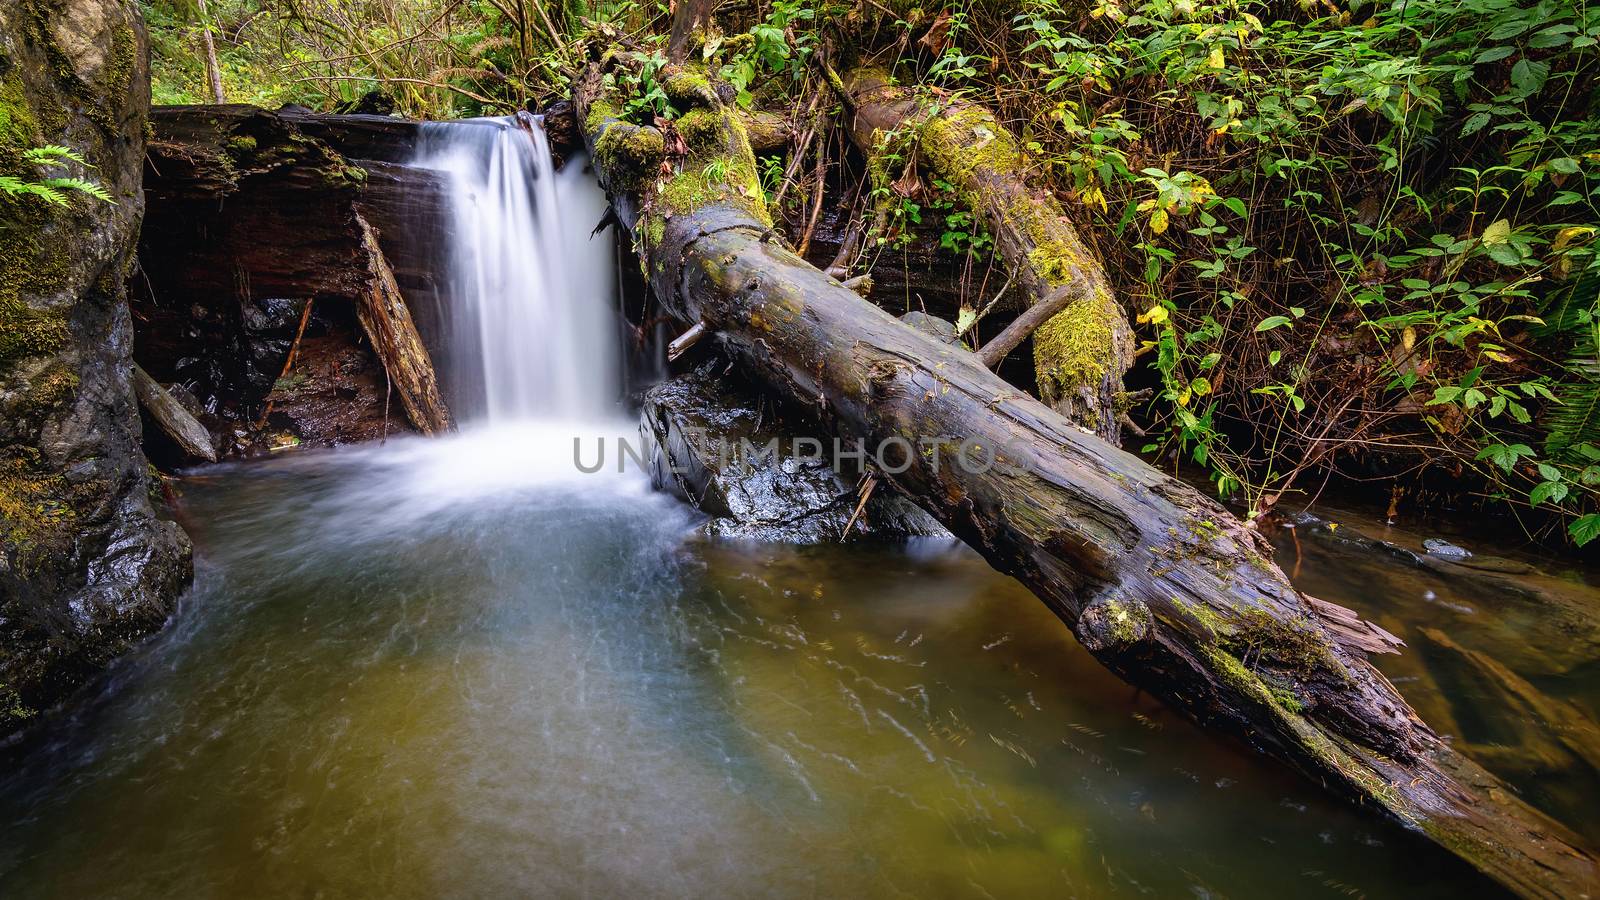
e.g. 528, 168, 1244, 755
1255, 315, 1292, 332
1571, 514, 1600, 547
1223, 197, 1247, 218
1475, 442, 1535, 471
1474, 46, 1517, 63
1460, 112, 1491, 137
1529, 480, 1567, 506
1510, 58, 1551, 96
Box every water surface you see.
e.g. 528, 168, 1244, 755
0, 432, 1541, 897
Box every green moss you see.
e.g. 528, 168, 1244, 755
583, 97, 622, 135
661, 70, 715, 108
101, 21, 137, 101
0, 68, 39, 152
919, 103, 1024, 188
224, 134, 258, 156
593, 122, 667, 189
1033, 292, 1119, 416
0, 217, 72, 370
0, 681, 35, 731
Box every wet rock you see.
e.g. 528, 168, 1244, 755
0, 0, 191, 743
639, 367, 946, 542
1422, 538, 1472, 560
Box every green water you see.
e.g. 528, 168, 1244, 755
0, 430, 1589, 897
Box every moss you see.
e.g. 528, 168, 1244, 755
0, 681, 35, 732
100, 20, 138, 102
0, 457, 76, 573
0, 67, 40, 152
1032, 291, 1119, 415
0, 219, 73, 370
661, 70, 715, 108
224, 134, 258, 157
919, 103, 1025, 189
583, 97, 622, 136
593, 122, 667, 189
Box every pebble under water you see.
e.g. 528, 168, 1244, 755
0, 427, 1525, 898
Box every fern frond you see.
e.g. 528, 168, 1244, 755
1546, 330, 1600, 456
21, 145, 89, 167
468, 35, 517, 57
425, 66, 508, 83
39, 177, 115, 203
0, 175, 67, 205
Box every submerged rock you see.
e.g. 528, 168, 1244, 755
1422, 538, 1472, 560
0, 1, 191, 742
638, 368, 946, 542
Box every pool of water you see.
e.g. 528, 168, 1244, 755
2, 429, 1589, 897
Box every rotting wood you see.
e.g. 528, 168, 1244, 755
668, 321, 707, 362
132, 364, 218, 463
574, 56, 1598, 897
354, 213, 453, 435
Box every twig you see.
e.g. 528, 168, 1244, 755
254, 297, 315, 430
841, 473, 878, 540
976, 284, 1078, 369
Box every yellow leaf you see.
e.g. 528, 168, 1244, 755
1481, 218, 1511, 245
1150, 208, 1169, 234
1401, 326, 1416, 351
1484, 350, 1514, 363
1137, 198, 1157, 212
1327, 522, 1339, 531
1553, 226, 1595, 252
1177, 388, 1192, 408
1206, 47, 1225, 70
1137, 305, 1169, 325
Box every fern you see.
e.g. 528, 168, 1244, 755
1545, 327, 1600, 456
1, 145, 113, 207
20, 145, 88, 167
1538, 270, 1600, 457
39, 177, 113, 202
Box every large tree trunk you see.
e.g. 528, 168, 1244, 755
839, 68, 1133, 443
574, 58, 1597, 897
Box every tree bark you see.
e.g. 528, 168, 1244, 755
839, 68, 1133, 443
195, 0, 226, 104
574, 58, 1598, 898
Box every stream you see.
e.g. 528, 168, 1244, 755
6, 428, 1580, 897
1, 117, 1595, 897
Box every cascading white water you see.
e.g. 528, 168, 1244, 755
414, 117, 617, 424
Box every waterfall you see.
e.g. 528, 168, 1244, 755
414, 116, 617, 424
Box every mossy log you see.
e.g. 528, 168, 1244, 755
574, 58, 1597, 897
839, 69, 1133, 443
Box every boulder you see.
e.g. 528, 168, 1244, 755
639, 367, 946, 542
0, 0, 191, 743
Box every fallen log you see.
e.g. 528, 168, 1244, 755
354, 213, 452, 435
575, 58, 1598, 897
838, 68, 1133, 443
131, 364, 218, 463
